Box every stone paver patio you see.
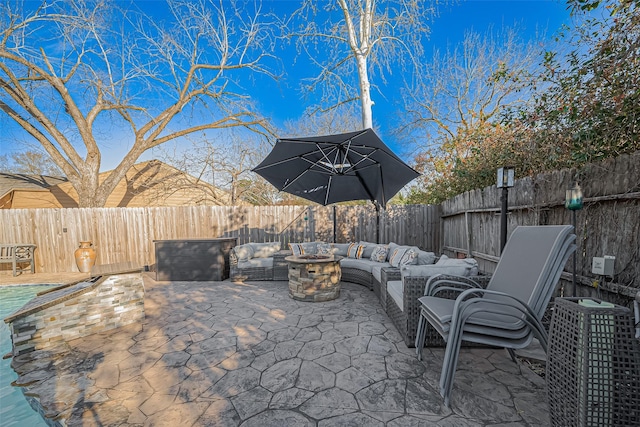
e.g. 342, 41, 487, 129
10, 276, 550, 426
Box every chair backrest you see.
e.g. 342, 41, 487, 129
486, 225, 576, 317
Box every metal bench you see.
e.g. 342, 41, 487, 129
0, 244, 36, 276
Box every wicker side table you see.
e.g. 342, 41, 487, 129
547, 297, 640, 427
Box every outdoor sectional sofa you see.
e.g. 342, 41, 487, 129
229, 240, 438, 289
229, 240, 487, 347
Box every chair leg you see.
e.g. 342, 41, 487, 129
507, 348, 518, 363
415, 311, 427, 361
439, 330, 463, 407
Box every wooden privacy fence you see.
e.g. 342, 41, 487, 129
1, 150, 637, 308
441, 150, 640, 306
0, 204, 440, 274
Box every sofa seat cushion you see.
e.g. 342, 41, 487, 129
400, 263, 475, 279
238, 258, 274, 269
387, 280, 404, 311
371, 263, 392, 282
340, 258, 380, 273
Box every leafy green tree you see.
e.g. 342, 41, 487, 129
401, 26, 542, 203
408, 0, 639, 204
510, 0, 640, 167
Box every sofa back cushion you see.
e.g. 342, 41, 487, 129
415, 250, 437, 265
233, 244, 255, 261
435, 255, 479, 276
249, 242, 282, 258
332, 243, 351, 256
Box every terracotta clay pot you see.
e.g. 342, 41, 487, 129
74, 241, 96, 273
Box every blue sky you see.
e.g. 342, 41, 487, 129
0, 0, 572, 172
259, 0, 571, 132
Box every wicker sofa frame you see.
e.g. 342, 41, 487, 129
341, 267, 376, 290
386, 274, 491, 347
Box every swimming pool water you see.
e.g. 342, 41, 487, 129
0, 285, 57, 427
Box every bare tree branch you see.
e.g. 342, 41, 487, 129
0, 0, 278, 206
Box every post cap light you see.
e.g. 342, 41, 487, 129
565, 183, 583, 211
497, 167, 515, 188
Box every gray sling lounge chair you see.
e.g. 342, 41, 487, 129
415, 225, 576, 406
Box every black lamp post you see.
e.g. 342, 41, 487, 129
565, 182, 583, 297
497, 166, 515, 254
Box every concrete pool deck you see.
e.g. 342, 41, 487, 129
9, 275, 550, 426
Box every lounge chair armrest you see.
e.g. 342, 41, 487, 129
450, 289, 550, 349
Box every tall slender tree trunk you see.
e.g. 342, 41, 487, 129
356, 53, 374, 129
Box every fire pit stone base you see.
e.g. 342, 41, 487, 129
286, 256, 342, 302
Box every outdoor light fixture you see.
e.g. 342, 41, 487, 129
497, 167, 515, 253
565, 183, 583, 211
565, 182, 583, 296
497, 166, 515, 188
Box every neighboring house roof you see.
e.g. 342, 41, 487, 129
0, 173, 69, 209
1, 160, 231, 209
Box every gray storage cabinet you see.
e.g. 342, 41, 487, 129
154, 238, 237, 281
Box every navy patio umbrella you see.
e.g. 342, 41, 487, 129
252, 128, 420, 209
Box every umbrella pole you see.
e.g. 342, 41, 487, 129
375, 202, 380, 244
333, 205, 337, 243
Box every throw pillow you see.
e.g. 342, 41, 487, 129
389, 247, 408, 267
398, 249, 418, 266
386, 242, 399, 262
358, 241, 377, 259
317, 243, 333, 255
289, 243, 304, 256
347, 243, 365, 259
300, 241, 320, 255
369, 245, 389, 263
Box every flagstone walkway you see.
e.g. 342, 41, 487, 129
10, 276, 550, 426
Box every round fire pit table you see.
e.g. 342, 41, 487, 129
285, 255, 343, 302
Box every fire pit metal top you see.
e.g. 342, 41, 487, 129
285, 255, 342, 263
